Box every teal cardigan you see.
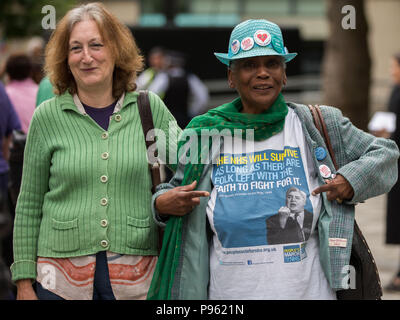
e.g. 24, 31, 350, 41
151, 102, 399, 299
11, 90, 181, 282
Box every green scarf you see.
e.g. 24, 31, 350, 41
147, 93, 288, 300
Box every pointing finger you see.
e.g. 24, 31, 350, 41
312, 183, 335, 196
185, 190, 210, 199
180, 180, 197, 191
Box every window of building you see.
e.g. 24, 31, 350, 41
138, 0, 326, 27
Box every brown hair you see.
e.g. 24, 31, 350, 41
44, 2, 144, 98
5, 53, 32, 80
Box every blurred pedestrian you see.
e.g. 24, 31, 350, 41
5, 53, 38, 134
385, 52, 400, 292
26, 36, 45, 85
147, 50, 209, 182
3, 53, 38, 274
136, 46, 166, 90
0, 81, 21, 271
148, 50, 209, 128
35, 76, 55, 107
0, 82, 21, 197
11, 2, 180, 300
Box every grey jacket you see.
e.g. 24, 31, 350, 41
152, 102, 399, 299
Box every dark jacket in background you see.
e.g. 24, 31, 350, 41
386, 85, 400, 244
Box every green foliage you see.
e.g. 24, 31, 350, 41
0, 0, 77, 38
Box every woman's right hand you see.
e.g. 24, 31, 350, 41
155, 181, 210, 216
16, 279, 38, 300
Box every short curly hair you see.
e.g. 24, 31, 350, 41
44, 2, 144, 98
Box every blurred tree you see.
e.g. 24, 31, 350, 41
0, 0, 77, 38
322, 0, 371, 130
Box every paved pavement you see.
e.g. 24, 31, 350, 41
355, 194, 400, 300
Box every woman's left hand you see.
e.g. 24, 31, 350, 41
311, 174, 354, 202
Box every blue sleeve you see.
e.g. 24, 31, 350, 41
0, 82, 21, 136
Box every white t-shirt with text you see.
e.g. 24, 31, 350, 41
206, 108, 336, 300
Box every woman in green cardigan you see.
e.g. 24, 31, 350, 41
12, 3, 180, 300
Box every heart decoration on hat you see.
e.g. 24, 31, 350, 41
214, 19, 298, 66
258, 34, 267, 41
254, 30, 271, 47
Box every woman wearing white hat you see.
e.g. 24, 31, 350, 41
147, 19, 399, 300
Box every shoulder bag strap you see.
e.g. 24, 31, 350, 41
137, 90, 164, 254
137, 90, 161, 194
307, 104, 339, 170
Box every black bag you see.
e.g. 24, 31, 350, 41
9, 129, 27, 207
0, 189, 14, 299
308, 104, 382, 300
0, 191, 11, 239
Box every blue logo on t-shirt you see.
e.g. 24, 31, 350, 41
283, 244, 307, 263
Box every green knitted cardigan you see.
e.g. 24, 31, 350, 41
11, 90, 181, 282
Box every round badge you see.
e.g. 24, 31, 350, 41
241, 37, 254, 51
231, 39, 240, 55
315, 147, 327, 161
319, 165, 332, 179
254, 30, 271, 47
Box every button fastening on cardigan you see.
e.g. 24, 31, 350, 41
101, 152, 109, 160
101, 132, 109, 140
100, 219, 108, 227
115, 114, 122, 122
100, 175, 108, 183
101, 240, 109, 247
100, 198, 108, 206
